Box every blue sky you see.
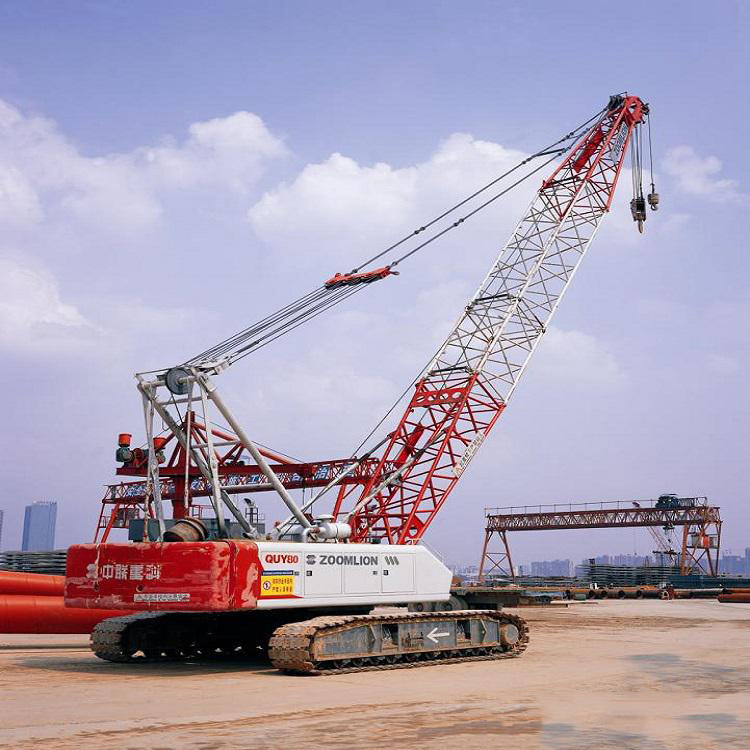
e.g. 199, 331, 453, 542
0, 1, 747, 567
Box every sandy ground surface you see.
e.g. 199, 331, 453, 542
1, 599, 749, 750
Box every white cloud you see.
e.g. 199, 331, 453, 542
662, 145, 745, 202
57, 157, 163, 229
243, 134, 628, 432
0, 256, 90, 349
532, 327, 625, 387
0, 99, 287, 232
658, 211, 691, 233
0, 253, 206, 364
250, 152, 417, 241
139, 111, 288, 192
248, 133, 533, 269
0, 165, 42, 226
0, 100, 290, 364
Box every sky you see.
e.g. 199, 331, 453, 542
0, 1, 748, 569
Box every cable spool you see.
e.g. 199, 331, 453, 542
163, 518, 208, 543
164, 367, 191, 395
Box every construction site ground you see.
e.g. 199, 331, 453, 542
2, 599, 749, 750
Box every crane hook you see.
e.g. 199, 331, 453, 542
647, 188, 659, 211
630, 196, 647, 233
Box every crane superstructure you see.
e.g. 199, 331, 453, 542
65, 94, 656, 674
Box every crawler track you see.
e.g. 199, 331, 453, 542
268, 610, 529, 675
91, 610, 529, 673
91, 611, 270, 663
92, 614, 155, 662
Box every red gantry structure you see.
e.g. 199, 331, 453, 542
96, 415, 395, 541
479, 495, 722, 580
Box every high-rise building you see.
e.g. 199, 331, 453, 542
21, 501, 57, 551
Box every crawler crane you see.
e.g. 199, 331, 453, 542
65, 94, 657, 673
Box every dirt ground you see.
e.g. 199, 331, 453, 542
2, 599, 749, 750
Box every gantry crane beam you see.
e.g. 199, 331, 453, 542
485, 504, 720, 532
479, 498, 721, 579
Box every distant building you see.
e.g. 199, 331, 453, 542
21, 501, 57, 551
0, 509, 4, 549
529, 559, 572, 577
720, 549, 750, 576
592, 553, 653, 567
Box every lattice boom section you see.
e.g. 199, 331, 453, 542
346, 375, 506, 543
435, 119, 628, 402
340, 96, 646, 544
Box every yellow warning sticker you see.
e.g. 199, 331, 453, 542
260, 574, 295, 597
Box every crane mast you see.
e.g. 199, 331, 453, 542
335, 94, 648, 543
109, 94, 653, 550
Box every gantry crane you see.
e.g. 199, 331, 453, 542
66, 93, 656, 673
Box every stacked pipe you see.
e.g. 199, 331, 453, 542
603, 587, 669, 600
719, 588, 750, 603
558, 586, 670, 600
672, 588, 722, 599
0, 571, 125, 634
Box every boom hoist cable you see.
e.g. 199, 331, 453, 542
646, 114, 659, 211
172, 105, 610, 375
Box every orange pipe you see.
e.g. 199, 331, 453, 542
0, 595, 125, 634
718, 591, 750, 603
0, 571, 65, 597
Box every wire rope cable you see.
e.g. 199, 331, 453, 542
176, 103, 609, 370
348, 105, 606, 275
647, 113, 656, 193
